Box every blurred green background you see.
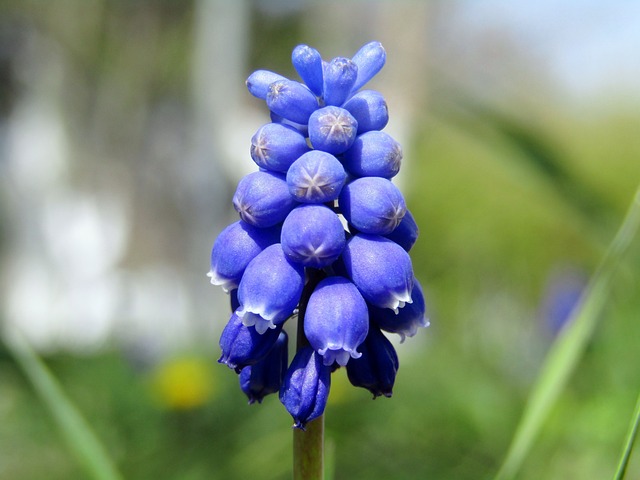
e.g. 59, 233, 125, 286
1, 1, 639, 479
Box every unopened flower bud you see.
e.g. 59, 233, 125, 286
343, 131, 402, 179
292, 44, 324, 97
350, 41, 386, 93
281, 205, 346, 268
266, 79, 318, 124
342, 90, 389, 133
232, 171, 296, 228
246, 70, 287, 99
208, 220, 280, 292
279, 346, 331, 430
339, 177, 406, 235
286, 150, 346, 203
250, 123, 310, 173
323, 57, 358, 107
308, 106, 358, 155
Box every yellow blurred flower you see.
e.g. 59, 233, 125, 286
150, 356, 215, 410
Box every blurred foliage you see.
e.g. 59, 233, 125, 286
1, 1, 640, 480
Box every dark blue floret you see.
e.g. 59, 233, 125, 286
346, 326, 399, 398
218, 313, 284, 373
279, 347, 331, 430
240, 331, 288, 404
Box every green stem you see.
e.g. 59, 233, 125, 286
613, 391, 640, 480
293, 269, 325, 480
294, 416, 325, 480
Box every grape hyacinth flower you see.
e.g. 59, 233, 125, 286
207, 41, 428, 443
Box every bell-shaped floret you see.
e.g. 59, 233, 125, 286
281, 205, 346, 268
218, 313, 284, 372
279, 346, 331, 430
339, 177, 406, 235
342, 90, 389, 133
266, 79, 318, 125
369, 278, 429, 342
250, 123, 310, 173
236, 244, 305, 334
208, 220, 280, 292
239, 331, 288, 404
350, 41, 386, 93
292, 44, 324, 97
341, 234, 414, 313
286, 150, 346, 203
342, 131, 402, 179
346, 326, 399, 398
246, 70, 287, 99
308, 106, 358, 155
233, 171, 296, 228
383, 209, 419, 252
304, 276, 369, 367
323, 57, 358, 107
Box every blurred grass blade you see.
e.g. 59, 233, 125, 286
614, 392, 640, 480
496, 185, 640, 480
6, 329, 123, 480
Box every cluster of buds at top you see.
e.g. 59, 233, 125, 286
208, 41, 428, 429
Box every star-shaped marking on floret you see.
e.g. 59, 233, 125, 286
294, 164, 336, 200
318, 111, 356, 146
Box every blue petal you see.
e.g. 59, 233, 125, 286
236, 244, 305, 333
304, 276, 369, 366
341, 234, 414, 312
370, 278, 429, 342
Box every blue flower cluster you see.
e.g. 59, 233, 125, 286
208, 42, 428, 429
